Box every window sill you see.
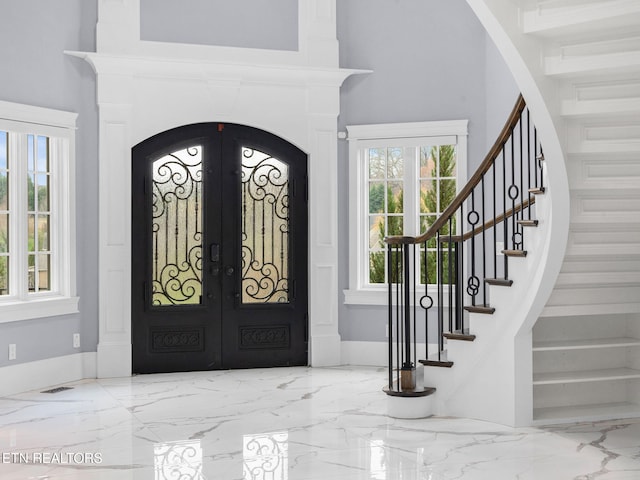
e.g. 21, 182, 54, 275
0, 296, 80, 323
343, 287, 452, 307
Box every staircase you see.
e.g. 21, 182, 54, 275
384, 96, 556, 426
516, 0, 640, 424
384, 0, 640, 426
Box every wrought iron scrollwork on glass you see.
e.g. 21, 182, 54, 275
151, 146, 203, 306
241, 147, 290, 304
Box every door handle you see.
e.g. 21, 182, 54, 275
225, 266, 234, 276
210, 244, 220, 262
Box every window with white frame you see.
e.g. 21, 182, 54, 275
344, 120, 467, 305
0, 101, 78, 322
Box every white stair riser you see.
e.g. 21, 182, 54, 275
533, 379, 631, 409
566, 153, 640, 189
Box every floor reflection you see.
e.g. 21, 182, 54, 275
154, 439, 204, 480
243, 431, 288, 480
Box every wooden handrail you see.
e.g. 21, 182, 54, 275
437, 197, 535, 243
385, 94, 527, 246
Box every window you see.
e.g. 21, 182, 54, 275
344, 120, 467, 305
0, 101, 78, 322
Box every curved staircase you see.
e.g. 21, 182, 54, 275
385, 0, 640, 426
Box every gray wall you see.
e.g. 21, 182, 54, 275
140, 0, 298, 51
0, 1, 98, 367
485, 35, 521, 150
336, 0, 518, 342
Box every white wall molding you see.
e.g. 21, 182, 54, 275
96, 0, 339, 67
71, 0, 368, 376
0, 353, 97, 397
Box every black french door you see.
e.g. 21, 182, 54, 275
132, 123, 308, 373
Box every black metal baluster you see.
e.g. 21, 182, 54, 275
448, 218, 453, 334
456, 239, 463, 332
412, 244, 417, 370
539, 145, 545, 191
437, 230, 443, 358
492, 162, 497, 279
481, 176, 487, 307
510, 131, 518, 251
387, 243, 393, 390
534, 127, 539, 189
519, 115, 525, 252
399, 244, 404, 385
459, 202, 465, 330
424, 240, 429, 361
503, 147, 508, 280
403, 244, 411, 372
519, 114, 524, 221
527, 109, 532, 221
468, 191, 478, 307
395, 245, 400, 390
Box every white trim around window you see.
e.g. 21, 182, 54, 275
344, 120, 468, 306
0, 101, 78, 323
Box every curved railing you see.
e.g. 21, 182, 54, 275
384, 94, 545, 395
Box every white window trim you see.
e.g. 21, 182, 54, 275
344, 120, 468, 306
0, 101, 78, 323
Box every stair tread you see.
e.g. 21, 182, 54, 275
533, 337, 640, 351
444, 331, 476, 341
485, 278, 513, 287
464, 305, 495, 314
517, 220, 539, 227
533, 402, 640, 425
419, 359, 454, 368
502, 249, 528, 257
533, 367, 640, 385
383, 385, 436, 398
529, 187, 546, 194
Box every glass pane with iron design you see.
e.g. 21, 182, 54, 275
241, 147, 289, 304
151, 146, 203, 306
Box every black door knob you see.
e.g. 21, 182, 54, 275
225, 266, 234, 276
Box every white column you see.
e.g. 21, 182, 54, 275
307, 84, 342, 366
96, 74, 134, 377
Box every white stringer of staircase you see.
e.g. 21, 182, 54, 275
460, 0, 640, 425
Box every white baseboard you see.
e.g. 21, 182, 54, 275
0, 352, 97, 397
341, 341, 388, 366
310, 333, 342, 366
340, 341, 438, 367
97, 342, 132, 378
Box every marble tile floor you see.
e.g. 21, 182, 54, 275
0, 366, 639, 479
